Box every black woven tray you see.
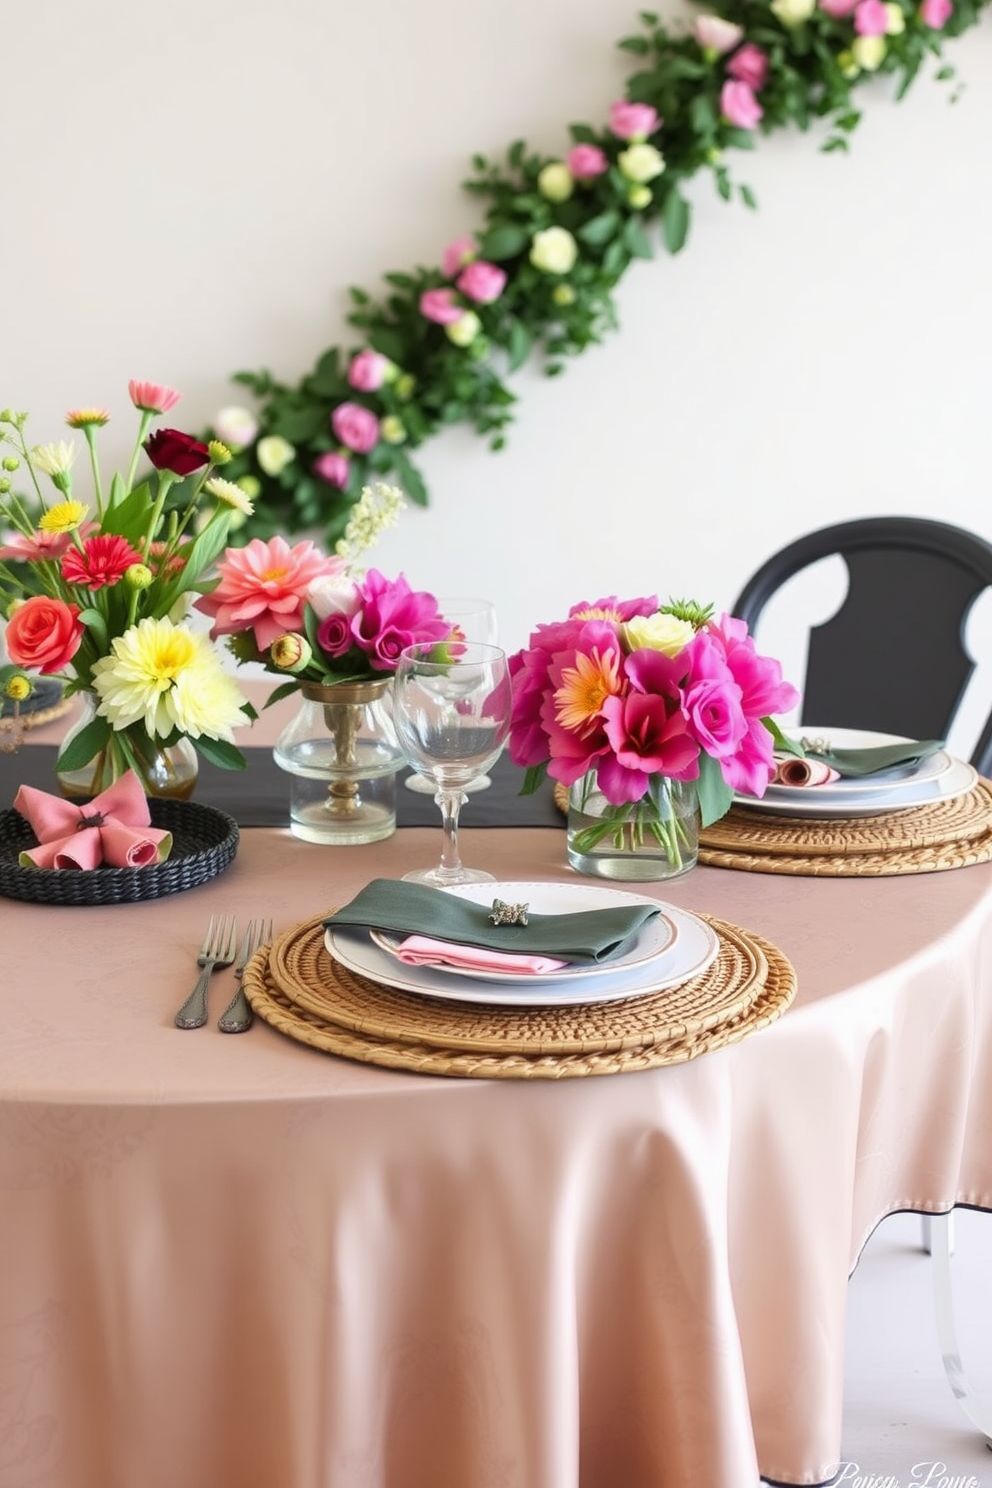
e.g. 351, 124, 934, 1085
0, 798, 240, 905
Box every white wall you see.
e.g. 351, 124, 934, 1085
4, 0, 991, 663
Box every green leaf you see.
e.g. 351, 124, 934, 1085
520, 762, 549, 796
99, 481, 155, 542
690, 94, 717, 135
662, 188, 691, 254
193, 735, 248, 771
723, 127, 757, 151
578, 211, 620, 246
368, 329, 407, 364
390, 448, 429, 506
739, 183, 758, 210
77, 608, 109, 649
618, 35, 651, 53
764, 718, 804, 757
271, 404, 327, 443
56, 715, 111, 774
507, 320, 532, 372
623, 217, 653, 260
384, 271, 415, 290
479, 224, 529, 261
696, 752, 733, 828
715, 169, 732, 202
262, 680, 300, 709
508, 139, 526, 168
602, 239, 628, 279
569, 123, 598, 144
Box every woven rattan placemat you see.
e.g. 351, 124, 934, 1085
243, 914, 796, 1077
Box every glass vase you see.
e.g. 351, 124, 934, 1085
273, 679, 404, 845
566, 770, 700, 882
56, 691, 198, 800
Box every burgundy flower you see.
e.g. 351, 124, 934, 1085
144, 428, 210, 476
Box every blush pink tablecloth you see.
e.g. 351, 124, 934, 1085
1, 824, 991, 1488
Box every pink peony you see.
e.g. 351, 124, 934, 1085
678, 632, 748, 759
330, 402, 379, 454
694, 14, 745, 51
348, 569, 449, 671
609, 100, 661, 140
128, 380, 180, 415
456, 261, 507, 304
195, 536, 342, 652
441, 235, 476, 278
419, 288, 464, 325
347, 350, 390, 392
854, 0, 889, 33
819, 0, 859, 14
721, 80, 763, 130
61, 534, 143, 590
726, 42, 770, 89
566, 143, 609, 180
919, 0, 952, 24
0, 528, 77, 562
313, 451, 350, 487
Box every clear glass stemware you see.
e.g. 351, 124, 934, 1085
404, 597, 498, 795
392, 641, 512, 886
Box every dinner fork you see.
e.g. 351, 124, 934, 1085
174, 915, 238, 1029
217, 917, 273, 1034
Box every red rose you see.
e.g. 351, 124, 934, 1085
144, 428, 210, 476
5, 595, 85, 674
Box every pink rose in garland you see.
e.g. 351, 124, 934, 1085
609, 100, 661, 140
331, 402, 380, 454
510, 595, 800, 860
347, 350, 391, 392
566, 143, 609, 181
456, 261, 507, 304
419, 288, 464, 325
721, 80, 764, 130
919, 0, 952, 25
726, 43, 769, 90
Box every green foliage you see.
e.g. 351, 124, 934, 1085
210, 1, 987, 550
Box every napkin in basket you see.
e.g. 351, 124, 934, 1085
324, 879, 661, 966
13, 772, 173, 870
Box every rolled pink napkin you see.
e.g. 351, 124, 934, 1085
771, 756, 841, 787
393, 935, 569, 975
13, 772, 174, 870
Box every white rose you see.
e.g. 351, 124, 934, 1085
305, 573, 361, 620
537, 162, 574, 203
693, 15, 744, 51
445, 311, 482, 347
255, 435, 295, 476
770, 0, 816, 23
622, 613, 696, 657
851, 33, 886, 68
212, 405, 258, 449
617, 143, 665, 184
529, 227, 579, 275
883, 2, 905, 31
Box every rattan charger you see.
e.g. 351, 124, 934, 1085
243, 913, 797, 1078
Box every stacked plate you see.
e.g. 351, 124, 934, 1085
734, 727, 977, 819
324, 880, 721, 1009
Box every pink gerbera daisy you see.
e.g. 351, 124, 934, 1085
195, 535, 343, 651
0, 528, 77, 562
62, 533, 143, 590
128, 380, 181, 415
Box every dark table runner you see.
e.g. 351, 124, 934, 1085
1, 747, 563, 829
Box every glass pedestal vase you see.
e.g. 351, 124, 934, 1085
56, 692, 198, 800
566, 770, 700, 882
273, 679, 404, 845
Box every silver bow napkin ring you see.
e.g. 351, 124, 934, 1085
489, 898, 529, 927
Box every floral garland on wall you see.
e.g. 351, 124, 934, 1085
209, 0, 987, 547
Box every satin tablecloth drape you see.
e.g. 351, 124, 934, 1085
2, 820, 992, 1488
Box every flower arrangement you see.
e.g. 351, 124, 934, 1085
203, 0, 983, 545
196, 482, 450, 697
0, 384, 252, 792
508, 594, 800, 862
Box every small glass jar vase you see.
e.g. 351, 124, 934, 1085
274, 679, 404, 845
566, 770, 700, 882
56, 691, 198, 800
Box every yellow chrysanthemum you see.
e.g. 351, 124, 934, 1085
554, 647, 623, 733
91, 617, 248, 741
38, 499, 88, 533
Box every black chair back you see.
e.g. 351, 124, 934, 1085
731, 516, 992, 776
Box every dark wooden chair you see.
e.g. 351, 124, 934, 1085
731, 516, 992, 777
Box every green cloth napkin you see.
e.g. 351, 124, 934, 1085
323, 879, 661, 965
799, 738, 945, 778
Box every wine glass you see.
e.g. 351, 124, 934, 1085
404, 597, 499, 794
392, 642, 512, 886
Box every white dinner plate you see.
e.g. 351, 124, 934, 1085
324, 882, 720, 1007
762, 726, 952, 805
368, 885, 678, 985
736, 754, 977, 819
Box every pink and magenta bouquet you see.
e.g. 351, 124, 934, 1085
509, 594, 801, 834
197, 536, 450, 694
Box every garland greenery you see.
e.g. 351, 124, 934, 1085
210, 0, 987, 548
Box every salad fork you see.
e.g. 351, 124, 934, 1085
218, 918, 273, 1034
174, 915, 238, 1029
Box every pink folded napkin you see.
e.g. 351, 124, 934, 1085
13, 772, 174, 870
771, 756, 841, 788
393, 935, 569, 975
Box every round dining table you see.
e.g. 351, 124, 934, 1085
2, 695, 991, 1488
